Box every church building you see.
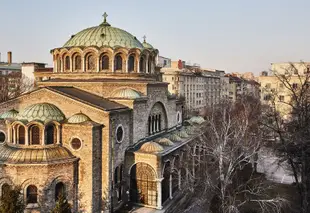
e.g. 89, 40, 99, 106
0, 14, 206, 213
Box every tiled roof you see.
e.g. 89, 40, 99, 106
47, 86, 128, 111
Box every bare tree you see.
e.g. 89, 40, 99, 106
261, 62, 310, 213
0, 73, 34, 103
181, 97, 287, 213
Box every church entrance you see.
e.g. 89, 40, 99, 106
130, 163, 157, 207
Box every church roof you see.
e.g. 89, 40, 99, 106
63, 13, 144, 49
0, 144, 76, 164
47, 86, 128, 111
18, 103, 65, 122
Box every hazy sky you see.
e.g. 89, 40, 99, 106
1, 0, 310, 74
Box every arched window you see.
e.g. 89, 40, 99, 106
74, 55, 82, 71
26, 185, 38, 204
101, 55, 109, 70
148, 57, 152, 73
0, 132, 5, 143
128, 55, 135, 72
114, 54, 122, 71
120, 164, 123, 182
148, 116, 151, 135
18, 126, 25, 145
57, 59, 62, 72
55, 182, 66, 201
148, 102, 168, 136
30, 125, 40, 145
46, 124, 57, 145
152, 115, 155, 133
86, 54, 96, 71
1, 184, 10, 197
172, 156, 180, 193
114, 166, 119, 184
162, 162, 171, 203
65, 56, 70, 71
116, 164, 124, 202
130, 163, 157, 206
139, 57, 146, 73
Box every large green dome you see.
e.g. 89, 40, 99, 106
63, 17, 144, 49
18, 103, 65, 123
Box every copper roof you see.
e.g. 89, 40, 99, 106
0, 144, 76, 164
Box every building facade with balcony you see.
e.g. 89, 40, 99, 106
162, 63, 228, 116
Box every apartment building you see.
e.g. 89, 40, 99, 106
258, 62, 310, 115
162, 60, 228, 116
227, 74, 260, 102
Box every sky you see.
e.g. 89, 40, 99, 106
1, 0, 310, 74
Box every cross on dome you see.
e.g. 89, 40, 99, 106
100, 12, 111, 26
143, 35, 146, 42
103, 12, 108, 22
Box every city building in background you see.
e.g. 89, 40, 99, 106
0, 52, 22, 100
227, 74, 260, 102
162, 60, 229, 116
157, 55, 171, 68
258, 62, 310, 115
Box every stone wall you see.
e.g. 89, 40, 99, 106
0, 162, 76, 213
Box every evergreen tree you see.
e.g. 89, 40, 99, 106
51, 194, 72, 213
0, 186, 25, 213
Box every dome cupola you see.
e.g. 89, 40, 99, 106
63, 13, 144, 49
140, 142, 164, 153
18, 103, 65, 123
111, 88, 142, 99
142, 35, 154, 49
68, 113, 91, 124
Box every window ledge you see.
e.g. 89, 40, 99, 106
26, 203, 39, 209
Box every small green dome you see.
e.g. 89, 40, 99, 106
142, 41, 154, 49
18, 103, 65, 122
112, 88, 141, 99
0, 109, 19, 120
177, 130, 189, 138
63, 16, 144, 49
68, 113, 91, 124
190, 116, 205, 125
155, 138, 174, 146
140, 142, 164, 153
168, 133, 182, 142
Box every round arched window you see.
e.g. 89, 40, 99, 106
0, 132, 5, 143
71, 138, 82, 150
116, 125, 124, 143
177, 111, 181, 124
